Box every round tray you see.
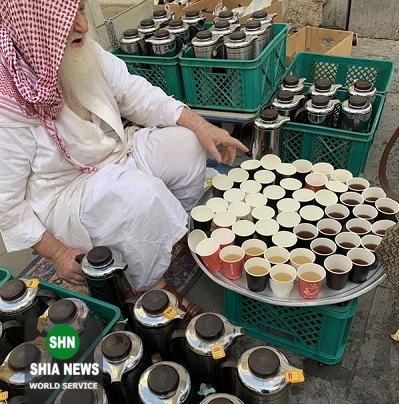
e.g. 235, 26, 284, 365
190, 186, 386, 307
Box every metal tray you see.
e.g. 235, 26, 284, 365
190, 187, 386, 307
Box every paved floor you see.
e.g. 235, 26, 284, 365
186, 37, 399, 404
0, 35, 397, 404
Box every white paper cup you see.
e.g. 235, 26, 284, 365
188, 229, 207, 253
228, 201, 252, 221
269, 264, 297, 297
312, 162, 334, 178
346, 218, 372, 236
223, 188, 246, 204
232, 220, 256, 246
347, 177, 370, 193
255, 218, 279, 244
254, 169, 276, 188
276, 211, 301, 231
280, 178, 302, 194
331, 168, 353, 183
340, 191, 364, 208
289, 248, 316, 270
325, 180, 348, 195
293, 188, 315, 205
211, 228, 235, 249
240, 180, 262, 195
299, 205, 324, 223
275, 162, 297, 181
272, 231, 297, 250
325, 203, 350, 221
264, 246, 290, 265
212, 174, 234, 197
228, 168, 249, 186
260, 154, 281, 171
263, 185, 286, 209
213, 210, 237, 229
292, 159, 313, 174
240, 159, 262, 179
191, 205, 214, 232
335, 231, 361, 254
242, 238, 268, 261
206, 197, 229, 213
251, 205, 276, 222
361, 234, 382, 252
277, 198, 300, 213
362, 187, 386, 204
315, 189, 338, 208
353, 204, 378, 222
317, 218, 342, 238
371, 219, 396, 237
245, 192, 268, 209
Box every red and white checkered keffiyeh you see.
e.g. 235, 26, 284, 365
0, 0, 96, 172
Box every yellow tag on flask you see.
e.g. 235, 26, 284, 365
163, 306, 178, 320
0, 390, 8, 400
25, 278, 39, 288
211, 344, 226, 360
34, 336, 47, 350
284, 370, 305, 383
37, 312, 48, 333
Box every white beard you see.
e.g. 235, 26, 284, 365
58, 36, 100, 120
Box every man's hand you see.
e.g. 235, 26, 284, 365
34, 231, 86, 285
177, 108, 249, 165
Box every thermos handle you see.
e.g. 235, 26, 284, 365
217, 360, 238, 394
151, 352, 163, 364
212, 41, 226, 60
37, 289, 59, 306
292, 106, 308, 123
240, 119, 256, 157
137, 38, 151, 57
2, 319, 24, 331
75, 253, 85, 264
169, 329, 186, 365
353, 114, 361, 132
175, 36, 186, 53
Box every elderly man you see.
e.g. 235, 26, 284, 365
0, 0, 248, 314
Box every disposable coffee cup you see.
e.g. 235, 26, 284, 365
240, 180, 262, 195
361, 234, 382, 271
228, 201, 251, 221
251, 205, 275, 222
324, 254, 352, 290
213, 210, 237, 229
188, 229, 207, 253
232, 220, 256, 246
347, 177, 370, 193
211, 228, 236, 249
299, 205, 324, 224
264, 246, 290, 266
206, 197, 229, 213
375, 197, 399, 222
276, 211, 301, 232
244, 257, 271, 292
263, 185, 286, 210
254, 169, 276, 190
260, 154, 281, 171
310, 237, 337, 266
297, 263, 326, 299
269, 264, 297, 297
347, 248, 376, 283
223, 188, 246, 204
245, 192, 268, 209
317, 218, 342, 239
293, 188, 315, 207
325, 180, 348, 195
191, 205, 214, 232
340, 191, 364, 211
280, 178, 302, 198
335, 231, 361, 255
292, 159, 313, 186
196, 238, 221, 272
242, 238, 267, 262
228, 168, 249, 188
293, 223, 318, 248
275, 162, 297, 184
289, 248, 316, 270
305, 172, 328, 192
346, 218, 372, 236
219, 245, 245, 280
331, 168, 353, 183
312, 162, 334, 179
272, 231, 297, 251
277, 198, 300, 214
325, 203, 350, 223
240, 159, 262, 180
371, 219, 396, 237
353, 204, 378, 223
362, 186, 386, 205
212, 174, 233, 198
315, 189, 338, 209
255, 218, 279, 245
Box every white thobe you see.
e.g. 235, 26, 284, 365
0, 41, 206, 290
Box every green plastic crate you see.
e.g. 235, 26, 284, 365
0, 267, 12, 286
224, 289, 358, 365
279, 92, 386, 176
285, 52, 395, 94
112, 48, 186, 102
179, 23, 288, 112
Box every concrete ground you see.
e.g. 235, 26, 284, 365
0, 35, 397, 404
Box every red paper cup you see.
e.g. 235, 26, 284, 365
297, 263, 326, 299
196, 238, 221, 273
219, 245, 245, 280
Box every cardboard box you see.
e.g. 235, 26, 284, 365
286, 26, 353, 66
155, 0, 282, 23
